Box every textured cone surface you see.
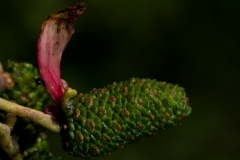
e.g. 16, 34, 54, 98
0, 61, 52, 152
61, 78, 192, 158
0, 61, 51, 109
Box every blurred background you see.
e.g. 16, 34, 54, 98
0, 0, 239, 159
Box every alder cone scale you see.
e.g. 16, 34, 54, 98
61, 78, 192, 158
0, 61, 51, 110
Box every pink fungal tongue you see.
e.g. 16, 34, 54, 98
37, 3, 86, 105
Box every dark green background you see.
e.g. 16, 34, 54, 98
0, 0, 239, 159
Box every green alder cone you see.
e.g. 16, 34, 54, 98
0, 61, 50, 109
61, 78, 192, 158
0, 61, 52, 151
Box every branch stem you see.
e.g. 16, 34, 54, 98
0, 123, 22, 159
0, 98, 60, 133
4, 113, 17, 131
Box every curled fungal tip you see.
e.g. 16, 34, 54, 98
41, 2, 86, 31
63, 2, 86, 21
37, 3, 86, 105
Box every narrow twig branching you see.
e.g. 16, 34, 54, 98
0, 98, 60, 133
0, 123, 22, 160
4, 113, 17, 131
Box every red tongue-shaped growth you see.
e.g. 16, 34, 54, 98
37, 3, 86, 105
